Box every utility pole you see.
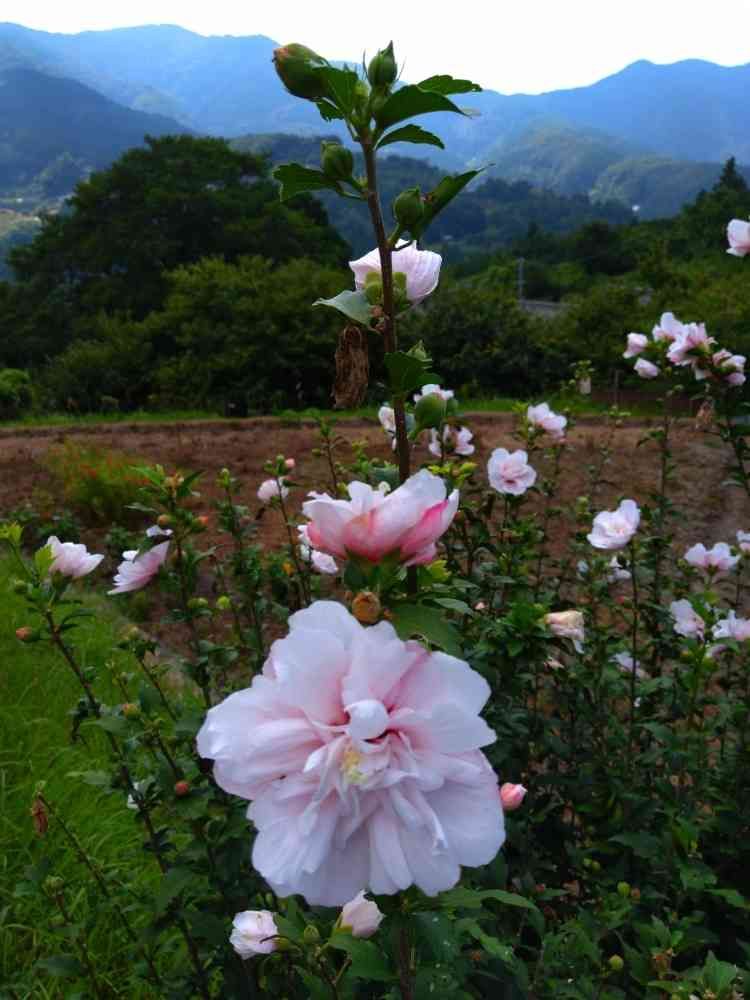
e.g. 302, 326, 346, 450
517, 256, 525, 302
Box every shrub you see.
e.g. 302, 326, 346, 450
43, 441, 149, 524
0, 368, 33, 418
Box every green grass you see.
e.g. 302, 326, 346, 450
0, 408, 222, 429
0, 558, 155, 996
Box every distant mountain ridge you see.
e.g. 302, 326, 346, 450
0, 21, 749, 218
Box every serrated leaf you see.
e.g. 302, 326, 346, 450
412, 169, 484, 239
316, 98, 345, 121
375, 84, 467, 130
329, 931, 394, 980
319, 66, 360, 116
297, 969, 331, 999
314, 289, 372, 326
273, 163, 342, 201
416, 74, 482, 95
377, 124, 445, 151
384, 350, 438, 396
391, 603, 462, 656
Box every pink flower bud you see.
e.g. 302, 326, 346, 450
230, 910, 278, 958
500, 783, 527, 812
285, 458, 296, 470
339, 891, 384, 938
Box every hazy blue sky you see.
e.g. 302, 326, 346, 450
4, 0, 750, 93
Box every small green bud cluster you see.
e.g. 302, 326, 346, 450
321, 141, 354, 182
393, 187, 424, 231
272, 44, 329, 101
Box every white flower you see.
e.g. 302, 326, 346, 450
46, 536, 104, 579
109, 542, 170, 595
634, 359, 660, 379
623, 333, 648, 358
487, 448, 536, 496
350, 242, 442, 304
428, 425, 474, 457
526, 402, 566, 441
544, 610, 584, 652
670, 599, 705, 640
378, 405, 396, 435
587, 500, 640, 550
258, 479, 289, 503
414, 384, 454, 404
230, 911, 278, 958
613, 652, 646, 679
339, 892, 384, 938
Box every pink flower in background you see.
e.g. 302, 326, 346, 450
670, 599, 705, 640
339, 892, 384, 938
684, 542, 739, 576
414, 384, 455, 404
737, 530, 750, 553
667, 322, 715, 367
623, 333, 648, 358
284, 458, 296, 470
544, 610, 585, 651
713, 349, 747, 386
303, 469, 458, 567
350, 242, 442, 304
298, 525, 339, 575
613, 652, 647, 679
257, 479, 289, 503
587, 500, 640, 550
428, 425, 475, 457
526, 402, 567, 441
652, 312, 684, 343
230, 911, 278, 958
713, 611, 750, 642
727, 218, 750, 257
46, 536, 103, 579
487, 448, 536, 496
109, 541, 170, 595
634, 359, 660, 379
146, 524, 173, 539
499, 783, 527, 811
197, 601, 504, 905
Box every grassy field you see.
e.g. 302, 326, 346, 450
0, 394, 664, 431
0, 557, 156, 997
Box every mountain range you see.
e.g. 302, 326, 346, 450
0, 21, 749, 219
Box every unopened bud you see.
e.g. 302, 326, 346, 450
364, 271, 383, 305
367, 41, 397, 88
194, 515, 209, 531
216, 595, 232, 611
617, 881, 631, 898
608, 955, 624, 972
393, 187, 424, 230
43, 876, 65, 896
273, 43, 329, 101
414, 392, 447, 431
187, 597, 209, 611
303, 924, 321, 945
15, 626, 34, 642
321, 141, 354, 181
157, 514, 172, 528
122, 702, 140, 719
352, 591, 381, 625
285, 458, 296, 470
174, 780, 191, 798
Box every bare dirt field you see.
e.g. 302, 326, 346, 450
0, 414, 746, 556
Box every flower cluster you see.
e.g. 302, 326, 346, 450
624, 311, 745, 387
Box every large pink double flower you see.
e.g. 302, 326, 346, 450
303, 469, 458, 566
197, 601, 504, 905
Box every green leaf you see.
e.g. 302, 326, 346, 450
384, 350, 439, 396
377, 125, 445, 151
416, 75, 482, 95
296, 969, 331, 999
411, 169, 484, 239
436, 887, 536, 911
391, 603, 463, 657
34, 542, 54, 578
459, 918, 514, 960
36, 955, 85, 977
375, 84, 467, 130
88, 715, 128, 736
67, 769, 111, 788
319, 66, 360, 116
316, 98, 345, 121
273, 163, 342, 201
154, 867, 195, 912
313, 289, 372, 326
329, 931, 394, 980
610, 831, 662, 859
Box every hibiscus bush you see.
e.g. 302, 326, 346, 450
4, 39, 750, 1000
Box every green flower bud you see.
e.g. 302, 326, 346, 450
303, 924, 321, 945
367, 42, 397, 88
608, 955, 624, 972
321, 141, 354, 182
414, 392, 447, 431
617, 881, 631, 898
393, 187, 424, 230
364, 273, 383, 305
216, 595, 232, 612
273, 43, 329, 101
188, 597, 209, 611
